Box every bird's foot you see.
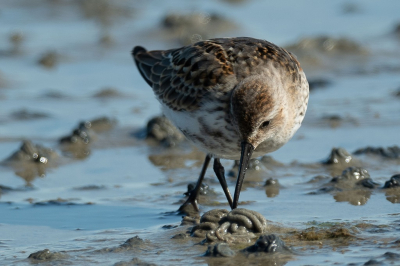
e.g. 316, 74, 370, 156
178, 190, 200, 212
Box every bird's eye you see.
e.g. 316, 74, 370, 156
260, 121, 270, 129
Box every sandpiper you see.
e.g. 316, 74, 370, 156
132, 37, 309, 211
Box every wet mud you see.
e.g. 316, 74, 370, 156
1, 140, 58, 184
245, 234, 289, 253
144, 115, 185, 147
307, 78, 333, 91
0, 116, 117, 184
10, 109, 50, 121
1, 1, 400, 265
286, 36, 367, 55
284, 36, 369, 74
97, 236, 148, 253
160, 12, 236, 45
353, 145, 400, 160
28, 249, 68, 261
383, 174, 400, 188
37, 51, 60, 69
92, 87, 127, 99
59, 116, 116, 159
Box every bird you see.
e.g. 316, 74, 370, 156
132, 37, 309, 211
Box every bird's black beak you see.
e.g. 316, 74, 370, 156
232, 141, 255, 209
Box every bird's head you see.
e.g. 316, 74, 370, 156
230, 76, 289, 151
229, 75, 290, 209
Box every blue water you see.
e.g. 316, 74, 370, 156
1, 0, 400, 265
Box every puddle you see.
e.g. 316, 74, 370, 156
1, 0, 400, 265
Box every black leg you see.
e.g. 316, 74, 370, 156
213, 158, 234, 209
179, 154, 212, 212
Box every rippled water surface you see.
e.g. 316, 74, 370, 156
1, 0, 400, 265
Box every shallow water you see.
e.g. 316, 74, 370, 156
1, 0, 400, 265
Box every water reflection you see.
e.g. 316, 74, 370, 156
1, 140, 58, 185
59, 117, 116, 159
264, 178, 280, 198
310, 167, 380, 206
148, 147, 204, 171
334, 190, 372, 206
385, 188, 400, 203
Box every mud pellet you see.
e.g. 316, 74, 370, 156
230, 223, 239, 233
227, 212, 253, 229
215, 222, 230, 240
200, 209, 229, 223
206, 230, 218, 242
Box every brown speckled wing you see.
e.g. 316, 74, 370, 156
132, 42, 234, 111
132, 37, 302, 111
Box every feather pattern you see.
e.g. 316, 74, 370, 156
132, 37, 302, 112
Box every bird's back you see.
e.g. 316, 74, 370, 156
132, 37, 305, 112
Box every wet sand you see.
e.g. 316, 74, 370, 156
1, 0, 400, 265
